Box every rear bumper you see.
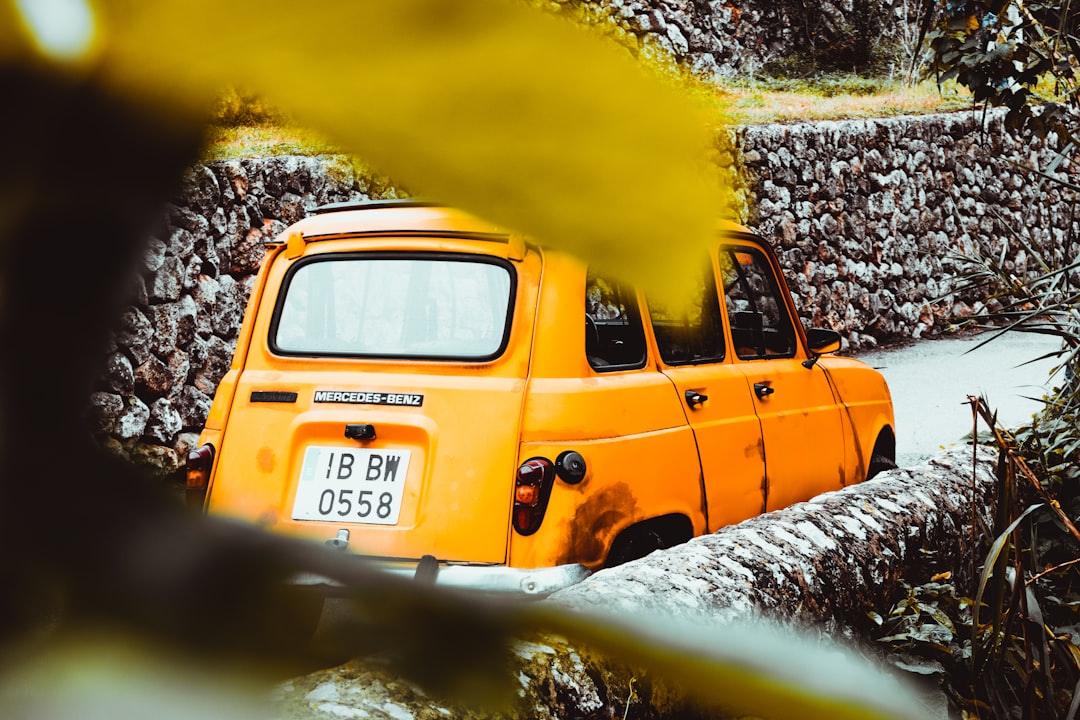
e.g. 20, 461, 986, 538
292, 560, 591, 597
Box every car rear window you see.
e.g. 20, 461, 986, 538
585, 269, 647, 371
646, 259, 726, 366
270, 253, 515, 360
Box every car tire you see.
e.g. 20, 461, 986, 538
867, 453, 898, 480
604, 526, 665, 568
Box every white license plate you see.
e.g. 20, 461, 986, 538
292, 446, 411, 524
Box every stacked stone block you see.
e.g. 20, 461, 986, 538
545, 0, 916, 80
740, 109, 1078, 346
88, 109, 1080, 476
88, 156, 368, 476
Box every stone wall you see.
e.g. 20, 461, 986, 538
89, 156, 375, 475
545, 0, 918, 79
740, 109, 1079, 346
87, 109, 1080, 475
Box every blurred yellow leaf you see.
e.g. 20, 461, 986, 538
23, 0, 730, 297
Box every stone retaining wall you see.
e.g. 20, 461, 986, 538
547, 0, 918, 79
740, 109, 1079, 346
277, 446, 997, 719
87, 109, 1080, 475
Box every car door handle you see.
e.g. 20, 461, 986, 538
685, 390, 708, 408
754, 382, 775, 399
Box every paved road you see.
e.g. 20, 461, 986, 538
854, 332, 1065, 468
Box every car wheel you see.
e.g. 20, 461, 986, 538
604, 527, 664, 568
867, 453, 897, 480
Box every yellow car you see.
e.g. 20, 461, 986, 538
187, 200, 894, 595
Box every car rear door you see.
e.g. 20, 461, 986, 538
206, 241, 539, 565
646, 258, 768, 531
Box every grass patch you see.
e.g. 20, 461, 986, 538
717, 77, 974, 125
202, 76, 975, 159
202, 124, 340, 160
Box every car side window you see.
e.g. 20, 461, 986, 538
718, 246, 797, 360
646, 261, 726, 365
585, 270, 647, 371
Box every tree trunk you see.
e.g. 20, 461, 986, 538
278, 445, 998, 719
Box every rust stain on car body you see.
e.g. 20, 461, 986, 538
559, 483, 638, 567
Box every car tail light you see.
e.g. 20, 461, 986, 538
513, 457, 555, 536
185, 444, 215, 508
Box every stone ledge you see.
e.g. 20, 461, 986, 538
278, 444, 997, 719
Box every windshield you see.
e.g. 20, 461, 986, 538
271, 254, 514, 360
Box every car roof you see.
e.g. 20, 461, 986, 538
278, 199, 757, 257
289, 199, 508, 239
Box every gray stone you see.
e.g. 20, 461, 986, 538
167, 204, 210, 236
215, 159, 247, 202
174, 431, 201, 459
168, 227, 196, 258
212, 274, 247, 338
149, 257, 183, 303
193, 336, 235, 395
186, 335, 211, 374
143, 237, 167, 273
134, 355, 172, 397
193, 274, 219, 310
180, 255, 202, 291
164, 350, 190, 398
194, 233, 221, 278
279, 192, 305, 224
229, 225, 270, 275
146, 398, 183, 444
115, 309, 154, 351
114, 397, 150, 441
246, 198, 265, 228
634, 9, 665, 32
87, 392, 123, 434
209, 207, 228, 238
176, 294, 198, 346
180, 165, 221, 214
129, 442, 181, 478
148, 304, 180, 357
102, 352, 134, 395
175, 386, 213, 427
665, 23, 689, 55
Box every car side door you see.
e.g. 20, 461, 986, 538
645, 257, 767, 531
717, 240, 847, 511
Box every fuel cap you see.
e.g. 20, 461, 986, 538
555, 450, 587, 484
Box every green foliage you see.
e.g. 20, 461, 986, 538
918, 0, 1080, 141
729, 73, 891, 97
918, 2, 1080, 712
875, 402, 1080, 718
211, 87, 287, 127
760, 0, 898, 76
944, 207, 1080, 497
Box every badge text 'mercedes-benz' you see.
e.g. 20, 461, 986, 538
313, 390, 424, 407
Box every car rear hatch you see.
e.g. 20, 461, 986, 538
206, 210, 539, 565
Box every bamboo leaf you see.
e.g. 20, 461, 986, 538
1066, 674, 1080, 720
973, 504, 1044, 639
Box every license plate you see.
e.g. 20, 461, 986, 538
292, 446, 412, 524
